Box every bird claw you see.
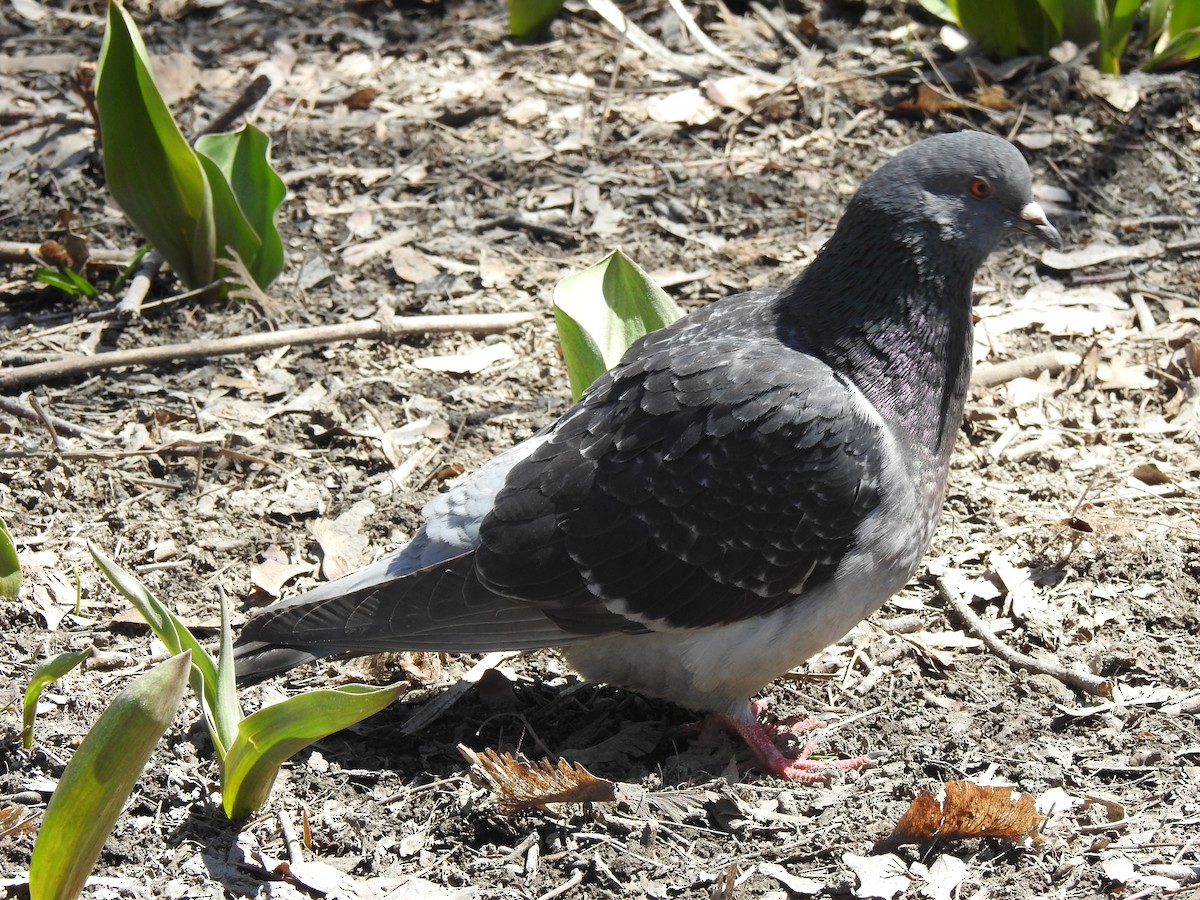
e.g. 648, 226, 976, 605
716, 702, 879, 784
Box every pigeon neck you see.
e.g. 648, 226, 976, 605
778, 219, 977, 469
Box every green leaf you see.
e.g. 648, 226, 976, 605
195, 125, 287, 289
552, 250, 683, 400
1146, 0, 1200, 67
1146, 0, 1173, 41
32, 267, 98, 298
88, 542, 238, 756
0, 515, 19, 598
1167, 0, 1200, 36
95, 0, 216, 290
221, 683, 404, 818
29, 651, 190, 900
1098, 0, 1145, 72
1145, 23, 1200, 66
1017, 0, 1066, 52
110, 244, 151, 294
23, 647, 94, 749
916, 0, 957, 23
507, 0, 566, 40
213, 589, 241, 757
1030, 0, 1066, 36
956, 1, 1024, 55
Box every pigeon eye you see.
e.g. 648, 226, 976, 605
968, 176, 992, 199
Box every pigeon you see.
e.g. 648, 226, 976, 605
236, 131, 1061, 782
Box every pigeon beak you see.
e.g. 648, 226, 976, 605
1016, 200, 1062, 248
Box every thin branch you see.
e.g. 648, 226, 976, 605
0, 311, 536, 391
972, 351, 1081, 388
0, 241, 135, 268
26, 395, 61, 451
935, 575, 1112, 698
0, 395, 111, 441
663, 0, 785, 84
198, 73, 272, 137
115, 250, 164, 319
585, 0, 707, 82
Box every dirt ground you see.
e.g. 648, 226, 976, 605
3, 1, 1200, 898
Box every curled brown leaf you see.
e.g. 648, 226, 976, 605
459, 745, 617, 815
873, 781, 1044, 853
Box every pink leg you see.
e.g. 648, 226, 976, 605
716, 699, 876, 784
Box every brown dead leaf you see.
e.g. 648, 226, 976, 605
1058, 516, 1094, 533
344, 87, 377, 110
310, 499, 375, 581
459, 745, 617, 815
1132, 462, 1172, 485
890, 83, 964, 117
0, 804, 37, 838
34, 237, 65, 266
251, 547, 313, 597
703, 76, 771, 115
429, 462, 466, 483
873, 781, 1044, 853
974, 83, 1015, 111
391, 245, 439, 284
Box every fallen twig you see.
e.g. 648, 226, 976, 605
199, 73, 272, 137
535, 869, 585, 900
481, 213, 579, 245
26, 394, 61, 451
972, 351, 1081, 388
0, 240, 135, 268
76, 251, 167, 356
400, 651, 516, 736
664, 0, 787, 85
935, 575, 1112, 698
115, 250, 164, 319
0, 395, 111, 441
0, 310, 536, 391
586, 0, 707, 81
0, 111, 90, 142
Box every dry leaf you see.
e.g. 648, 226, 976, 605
1041, 239, 1164, 271
251, 547, 313, 597
974, 84, 1014, 111
503, 96, 547, 125
150, 52, 200, 105
1079, 66, 1140, 111
344, 87, 377, 110
429, 463, 466, 482
976, 285, 1133, 338
310, 499, 375, 581
1132, 462, 1172, 485
459, 745, 617, 815
844, 852, 911, 899
890, 83, 964, 117
343, 228, 416, 267
913, 853, 968, 900
0, 804, 36, 838
391, 245, 440, 284
989, 551, 1043, 622
414, 342, 514, 374
758, 861, 822, 895
646, 88, 718, 125
873, 781, 1044, 853
703, 76, 771, 114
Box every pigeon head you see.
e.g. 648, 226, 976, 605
855, 131, 1061, 266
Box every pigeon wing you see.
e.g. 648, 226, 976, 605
477, 330, 887, 632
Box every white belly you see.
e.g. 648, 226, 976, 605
560, 497, 928, 715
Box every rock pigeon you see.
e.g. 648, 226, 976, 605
236, 131, 1060, 782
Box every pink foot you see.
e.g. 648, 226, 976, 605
717, 701, 877, 784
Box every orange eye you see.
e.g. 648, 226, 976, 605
968, 176, 992, 199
